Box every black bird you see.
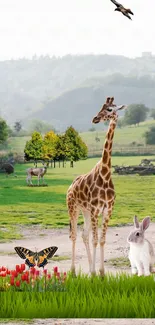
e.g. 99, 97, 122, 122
110, 0, 134, 20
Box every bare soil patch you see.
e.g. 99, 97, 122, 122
1, 224, 155, 274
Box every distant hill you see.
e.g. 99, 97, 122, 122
29, 76, 155, 131
0, 54, 155, 128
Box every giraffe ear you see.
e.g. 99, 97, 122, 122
106, 97, 110, 104
109, 97, 114, 105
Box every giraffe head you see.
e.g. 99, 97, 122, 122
92, 97, 126, 124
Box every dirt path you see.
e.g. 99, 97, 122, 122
1, 224, 155, 274
0, 319, 155, 325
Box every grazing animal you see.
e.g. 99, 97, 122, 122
14, 246, 58, 269
67, 97, 126, 276
1, 163, 17, 177
110, 0, 134, 20
26, 163, 47, 185
127, 216, 155, 276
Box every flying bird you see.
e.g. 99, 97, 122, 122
14, 246, 58, 269
110, 0, 134, 20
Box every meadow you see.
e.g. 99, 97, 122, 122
0, 156, 155, 241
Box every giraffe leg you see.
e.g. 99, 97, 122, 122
91, 211, 98, 275
81, 210, 92, 273
99, 202, 113, 277
69, 207, 79, 275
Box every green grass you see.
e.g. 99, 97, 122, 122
0, 320, 32, 324
0, 156, 155, 240
81, 119, 155, 151
1, 274, 155, 317
52, 255, 70, 261
108, 257, 130, 267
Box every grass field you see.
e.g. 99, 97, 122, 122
7, 119, 155, 154
0, 274, 155, 317
82, 119, 155, 150
0, 156, 155, 241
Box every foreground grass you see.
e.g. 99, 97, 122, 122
0, 156, 155, 240
0, 273, 155, 317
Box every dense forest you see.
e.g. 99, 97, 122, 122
1, 54, 155, 131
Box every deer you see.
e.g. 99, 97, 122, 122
26, 162, 48, 186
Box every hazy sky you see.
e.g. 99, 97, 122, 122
0, 0, 155, 60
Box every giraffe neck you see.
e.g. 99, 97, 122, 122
101, 119, 117, 173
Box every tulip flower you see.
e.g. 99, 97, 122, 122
10, 277, 14, 286
15, 280, 20, 287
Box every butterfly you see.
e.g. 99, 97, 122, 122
14, 246, 58, 269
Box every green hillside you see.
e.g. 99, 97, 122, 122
81, 119, 155, 152
7, 119, 155, 155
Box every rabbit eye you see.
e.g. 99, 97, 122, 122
136, 232, 139, 236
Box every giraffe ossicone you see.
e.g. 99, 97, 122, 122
67, 96, 127, 276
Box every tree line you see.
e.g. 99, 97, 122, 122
24, 126, 88, 163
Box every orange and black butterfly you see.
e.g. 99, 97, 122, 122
14, 246, 58, 269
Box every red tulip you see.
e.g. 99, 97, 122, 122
21, 264, 25, 271
53, 266, 58, 274
57, 272, 60, 279
16, 280, 20, 287
43, 269, 47, 276
21, 274, 26, 281
16, 265, 20, 272
2, 266, 6, 271
47, 274, 51, 279
10, 277, 14, 286
11, 270, 18, 277
35, 270, 40, 277
1, 272, 6, 277
30, 267, 36, 275
6, 269, 10, 275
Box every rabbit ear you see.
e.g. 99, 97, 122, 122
134, 215, 139, 228
141, 217, 150, 231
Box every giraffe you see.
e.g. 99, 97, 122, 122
67, 97, 126, 276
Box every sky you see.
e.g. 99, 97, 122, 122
0, 0, 154, 60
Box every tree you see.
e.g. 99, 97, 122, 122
24, 131, 43, 161
14, 120, 22, 133
123, 104, 149, 126
64, 126, 88, 162
29, 119, 56, 134
144, 126, 155, 145
0, 118, 9, 143
55, 134, 66, 161
89, 127, 96, 132
42, 131, 58, 160
150, 109, 155, 120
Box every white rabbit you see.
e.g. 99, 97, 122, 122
127, 215, 155, 276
